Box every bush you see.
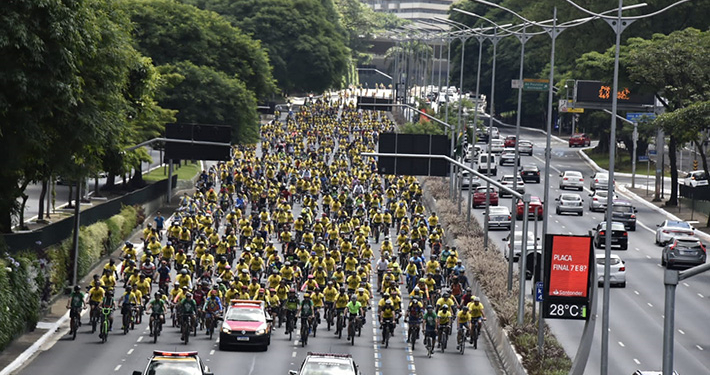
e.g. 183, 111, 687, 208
0, 244, 43, 351
419, 176, 572, 375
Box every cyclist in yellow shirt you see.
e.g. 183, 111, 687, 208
455, 306, 471, 350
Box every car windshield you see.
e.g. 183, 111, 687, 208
226, 307, 264, 322
302, 359, 354, 375
476, 187, 494, 193
675, 240, 702, 249
595, 174, 609, 180
561, 194, 580, 201
667, 221, 691, 229
522, 165, 538, 171
146, 359, 202, 375
565, 171, 582, 178
596, 191, 609, 198
599, 222, 625, 231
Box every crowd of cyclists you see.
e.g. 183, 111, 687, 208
66, 94, 486, 353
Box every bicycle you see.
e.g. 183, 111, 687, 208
300, 316, 311, 347
457, 325, 468, 355
205, 312, 219, 340
347, 314, 358, 345
90, 304, 100, 333
438, 324, 450, 352
312, 309, 320, 337
335, 309, 345, 339
471, 317, 484, 349
407, 321, 420, 350
150, 313, 163, 343
381, 318, 394, 348
99, 307, 112, 343
285, 310, 297, 341
181, 314, 194, 344
425, 331, 435, 358
69, 307, 82, 340
324, 303, 334, 331
121, 304, 134, 334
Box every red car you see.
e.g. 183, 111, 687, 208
504, 135, 517, 147
516, 196, 544, 220
569, 133, 591, 147
219, 300, 272, 350
473, 186, 499, 208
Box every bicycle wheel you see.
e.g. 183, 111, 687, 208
473, 324, 479, 349
441, 331, 447, 352
153, 319, 159, 343
411, 329, 417, 350
101, 320, 108, 344
426, 337, 432, 358
123, 314, 130, 335
383, 326, 390, 348
91, 312, 97, 333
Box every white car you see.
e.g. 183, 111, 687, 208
485, 206, 512, 230
655, 220, 696, 245
518, 140, 533, 156
460, 170, 481, 190
683, 170, 708, 187
498, 175, 525, 197
590, 171, 610, 191
588, 190, 617, 212
559, 170, 584, 191
504, 230, 541, 261
477, 153, 497, 176
489, 139, 504, 154
595, 253, 626, 287
499, 148, 520, 166
555, 193, 584, 216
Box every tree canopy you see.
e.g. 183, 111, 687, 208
184, 0, 351, 94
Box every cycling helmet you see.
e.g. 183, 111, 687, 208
215, 278, 223, 284
210, 290, 219, 296
473, 297, 481, 302
308, 275, 314, 279
462, 306, 469, 311
357, 288, 365, 292
74, 285, 81, 292
427, 304, 434, 310
385, 300, 393, 305
350, 295, 357, 301
442, 304, 449, 310
186, 293, 193, 298
154, 292, 161, 298
125, 285, 133, 291
304, 293, 311, 298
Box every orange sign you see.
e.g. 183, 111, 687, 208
598, 85, 633, 101
548, 236, 591, 298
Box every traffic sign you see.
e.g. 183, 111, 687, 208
535, 282, 544, 302
559, 100, 584, 113
523, 78, 549, 91
649, 150, 657, 156
511, 79, 522, 89
542, 234, 594, 321
638, 155, 649, 162
626, 112, 656, 123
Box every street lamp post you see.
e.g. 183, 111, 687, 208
564, 2, 691, 373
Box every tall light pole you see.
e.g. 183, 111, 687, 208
563, 2, 690, 374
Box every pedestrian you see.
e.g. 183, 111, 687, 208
154, 211, 165, 240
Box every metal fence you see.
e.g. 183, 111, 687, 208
3, 177, 175, 253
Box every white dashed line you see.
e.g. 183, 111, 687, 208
114, 365, 122, 372
209, 350, 215, 355
697, 345, 704, 351
683, 283, 690, 287
292, 352, 297, 357
137, 336, 143, 342
646, 255, 651, 259
635, 247, 640, 251
634, 291, 640, 295
647, 303, 653, 307
678, 329, 685, 335
698, 293, 704, 298
618, 342, 625, 347
127, 349, 134, 355
633, 359, 640, 365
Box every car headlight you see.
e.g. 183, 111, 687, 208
255, 327, 266, 335
222, 325, 231, 334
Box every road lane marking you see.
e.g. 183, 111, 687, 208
114, 365, 121, 372
137, 336, 143, 342
647, 303, 653, 307
209, 350, 215, 355
634, 290, 640, 295
633, 359, 640, 365
292, 352, 297, 357
698, 293, 704, 298
683, 282, 690, 287
637, 222, 655, 234
678, 329, 685, 335
127, 349, 134, 355
618, 341, 625, 347
646, 255, 651, 259
697, 345, 704, 351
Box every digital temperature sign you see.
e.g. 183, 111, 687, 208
542, 234, 594, 320
575, 80, 654, 106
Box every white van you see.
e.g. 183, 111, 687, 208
477, 153, 497, 176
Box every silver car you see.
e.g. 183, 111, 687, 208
486, 206, 512, 230
590, 172, 610, 191
499, 175, 525, 197
555, 193, 584, 216
518, 140, 533, 156
595, 253, 626, 287
489, 139, 504, 153
559, 170, 584, 191
655, 220, 696, 245
588, 190, 617, 212
460, 170, 481, 190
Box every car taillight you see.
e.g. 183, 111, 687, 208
599, 231, 605, 236
662, 229, 670, 234
564, 178, 568, 180
580, 178, 584, 182
593, 197, 598, 201
536, 171, 540, 175
630, 214, 636, 219
595, 179, 599, 183
622, 232, 628, 236
619, 266, 626, 272
507, 215, 512, 220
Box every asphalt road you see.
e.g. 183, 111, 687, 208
15, 120, 503, 375
464, 125, 710, 375
18, 147, 164, 225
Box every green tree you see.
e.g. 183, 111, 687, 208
0, 0, 144, 232
119, 0, 276, 99
184, 0, 350, 94
158, 61, 260, 144
627, 28, 710, 206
